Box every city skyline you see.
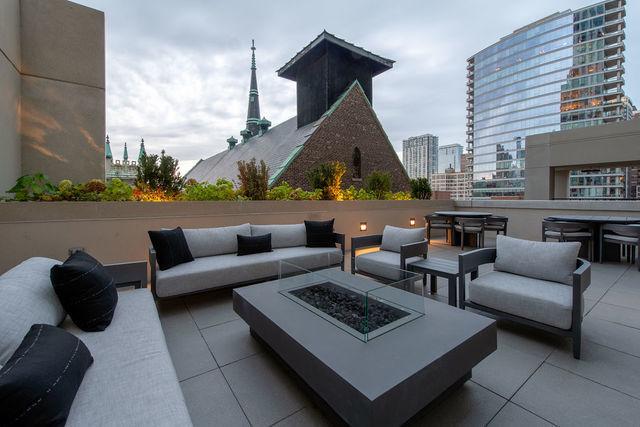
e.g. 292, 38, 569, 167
72, 0, 639, 174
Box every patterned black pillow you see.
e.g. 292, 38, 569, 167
148, 227, 194, 270
237, 233, 272, 256
0, 324, 93, 426
305, 219, 336, 247
50, 251, 118, 332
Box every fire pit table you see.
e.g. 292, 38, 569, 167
233, 262, 496, 426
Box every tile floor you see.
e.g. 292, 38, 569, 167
157, 237, 640, 426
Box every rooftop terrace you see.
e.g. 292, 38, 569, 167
157, 234, 640, 426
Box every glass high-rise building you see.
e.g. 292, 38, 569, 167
466, 0, 627, 198
402, 134, 439, 179
438, 144, 464, 173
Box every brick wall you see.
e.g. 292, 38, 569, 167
275, 84, 411, 192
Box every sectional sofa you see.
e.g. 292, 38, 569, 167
150, 223, 345, 299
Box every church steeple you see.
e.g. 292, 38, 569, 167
105, 135, 112, 159
123, 142, 129, 162
138, 138, 146, 162
246, 40, 261, 136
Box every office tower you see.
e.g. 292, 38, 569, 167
402, 134, 439, 179
438, 144, 464, 173
466, 0, 627, 198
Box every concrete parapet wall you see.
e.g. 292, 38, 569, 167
0, 200, 453, 274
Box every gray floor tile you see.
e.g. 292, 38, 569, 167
582, 316, 640, 357
611, 267, 640, 295
589, 302, 640, 330
273, 406, 332, 427
472, 342, 547, 399
488, 402, 553, 427
221, 353, 307, 427
513, 363, 640, 426
601, 289, 640, 311
584, 297, 598, 314
547, 340, 640, 399
158, 300, 218, 381
185, 289, 240, 329
410, 381, 506, 426
202, 319, 262, 366
180, 370, 249, 427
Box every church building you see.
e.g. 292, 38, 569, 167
105, 136, 146, 184
186, 31, 410, 191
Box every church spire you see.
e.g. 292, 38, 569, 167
123, 142, 129, 162
105, 135, 112, 159
246, 39, 261, 136
138, 138, 146, 162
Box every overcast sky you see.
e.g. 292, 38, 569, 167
76, 0, 638, 174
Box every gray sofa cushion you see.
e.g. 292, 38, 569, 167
183, 223, 251, 257
251, 224, 306, 249
156, 247, 343, 298
355, 250, 422, 282
380, 226, 425, 253
64, 289, 192, 426
469, 271, 575, 330
494, 235, 580, 285
0, 257, 64, 365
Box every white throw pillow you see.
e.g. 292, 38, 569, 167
380, 226, 426, 253
0, 257, 65, 365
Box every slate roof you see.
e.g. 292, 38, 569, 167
185, 116, 320, 186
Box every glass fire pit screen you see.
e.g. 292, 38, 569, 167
278, 257, 424, 342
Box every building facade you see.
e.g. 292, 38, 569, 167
187, 33, 410, 191
402, 134, 438, 180
467, 0, 628, 199
105, 136, 146, 184
438, 144, 464, 173
431, 167, 473, 200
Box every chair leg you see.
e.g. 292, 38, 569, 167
460, 232, 465, 251
430, 275, 437, 294
573, 336, 581, 359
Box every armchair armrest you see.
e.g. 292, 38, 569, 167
149, 246, 158, 298
333, 233, 346, 271
104, 261, 148, 289
350, 234, 383, 274
458, 248, 496, 309
573, 258, 591, 294
400, 239, 428, 269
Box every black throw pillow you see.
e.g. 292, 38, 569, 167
305, 219, 336, 247
237, 233, 272, 256
0, 324, 93, 427
148, 227, 194, 271
50, 250, 118, 332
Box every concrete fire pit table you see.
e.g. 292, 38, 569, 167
233, 268, 496, 427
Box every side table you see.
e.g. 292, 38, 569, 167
408, 258, 459, 307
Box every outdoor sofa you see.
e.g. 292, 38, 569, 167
351, 225, 428, 282
459, 235, 591, 359
0, 257, 192, 426
150, 223, 345, 299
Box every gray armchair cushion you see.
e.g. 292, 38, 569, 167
182, 223, 251, 257
380, 226, 425, 253
355, 250, 422, 281
469, 271, 576, 330
0, 257, 65, 365
494, 235, 580, 285
251, 224, 306, 249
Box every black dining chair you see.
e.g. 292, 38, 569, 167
484, 215, 508, 236
542, 221, 594, 261
600, 224, 640, 270
425, 214, 453, 243
454, 217, 485, 250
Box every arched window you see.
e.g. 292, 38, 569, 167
353, 147, 362, 179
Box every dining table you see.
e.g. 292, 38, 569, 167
544, 214, 640, 262
433, 211, 494, 247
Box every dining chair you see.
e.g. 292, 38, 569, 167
425, 214, 453, 243
600, 224, 640, 271
454, 217, 485, 250
542, 221, 594, 261
484, 215, 508, 236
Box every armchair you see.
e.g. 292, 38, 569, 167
458, 236, 591, 359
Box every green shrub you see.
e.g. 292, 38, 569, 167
237, 158, 269, 200
8, 173, 57, 201
410, 178, 432, 200
341, 186, 374, 200
365, 171, 392, 199
268, 182, 323, 201
181, 179, 237, 201
307, 161, 346, 200
137, 150, 184, 194
101, 179, 134, 201
388, 191, 413, 200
